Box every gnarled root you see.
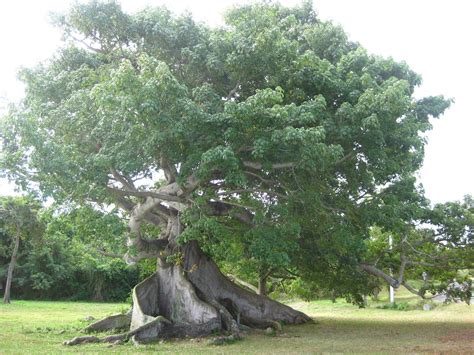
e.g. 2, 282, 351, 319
183, 241, 313, 328
64, 241, 311, 346
64, 315, 171, 346
84, 312, 131, 333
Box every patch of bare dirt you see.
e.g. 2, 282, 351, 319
440, 329, 474, 343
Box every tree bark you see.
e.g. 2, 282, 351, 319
182, 241, 311, 329
3, 226, 20, 304
125, 240, 311, 343
66, 216, 312, 345
258, 273, 268, 296
92, 274, 105, 302
226, 274, 258, 294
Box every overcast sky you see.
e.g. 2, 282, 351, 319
0, 0, 472, 204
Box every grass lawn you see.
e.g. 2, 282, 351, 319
0, 290, 473, 354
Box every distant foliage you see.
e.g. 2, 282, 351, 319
0, 202, 140, 301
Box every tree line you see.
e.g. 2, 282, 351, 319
0, 196, 153, 302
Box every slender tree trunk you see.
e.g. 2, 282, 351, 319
3, 226, 20, 304
258, 273, 268, 296
93, 274, 104, 301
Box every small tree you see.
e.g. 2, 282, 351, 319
0, 196, 42, 303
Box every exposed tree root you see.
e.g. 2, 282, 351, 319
64, 315, 171, 346
64, 241, 312, 346
84, 312, 131, 333
183, 241, 313, 327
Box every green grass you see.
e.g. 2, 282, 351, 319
0, 290, 473, 354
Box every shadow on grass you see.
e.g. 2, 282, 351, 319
0, 300, 472, 354
276, 315, 474, 353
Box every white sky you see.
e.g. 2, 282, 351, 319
0, 0, 473, 204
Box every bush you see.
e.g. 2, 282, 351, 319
377, 302, 411, 311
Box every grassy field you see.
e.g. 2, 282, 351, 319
0, 291, 473, 354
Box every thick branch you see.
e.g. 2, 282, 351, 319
242, 161, 295, 170
398, 254, 408, 285
207, 200, 255, 225
335, 151, 356, 165
360, 260, 428, 299
69, 34, 106, 54
114, 196, 168, 226
129, 198, 164, 238
244, 170, 275, 185
126, 181, 188, 263
107, 186, 184, 203
359, 263, 400, 288
160, 156, 177, 184
124, 233, 170, 265
218, 188, 286, 199
96, 248, 122, 258
110, 169, 137, 191
226, 274, 258, 294
232, 210, 255, 226
226, 82, 240, 101
401, 281, 426, 298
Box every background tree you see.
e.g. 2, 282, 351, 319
0, 201, 141, 302
41, 204, 139, 301
362, 195, 473, 303
0, 196, 42, 303
1, 0, 468, 342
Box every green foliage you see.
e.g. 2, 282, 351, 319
137, 258, 157, 280
165, 251, 184, 266
0, 196, 42, 243
0, 201, 140, 301
0, 0, 468, 304
377, 302, 411, 311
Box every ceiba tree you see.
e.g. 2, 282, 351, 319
1, 0, 471, 342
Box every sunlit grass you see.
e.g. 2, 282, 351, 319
0, 289, 472, 354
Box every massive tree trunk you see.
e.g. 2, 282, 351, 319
127, 240, 311, 343
182, 241, 310, 327
128, 214, 311, 342
3, 226, 20, 304
66, 179, 311, 345
67, 219, 311, 345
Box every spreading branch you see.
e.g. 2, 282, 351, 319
359, 263, 400, 288
69, 34, 106, 54
218, 188, 286, 199
207, 200, 255, 225
244, 170, 275, 185
106, 186, 184, 203
110, 169, 137, 191
243, 161, 295, 170
359, 261, 431, 299
335, 151, 356, 165
160, 156, 177, 183
226, 82, 240, 101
